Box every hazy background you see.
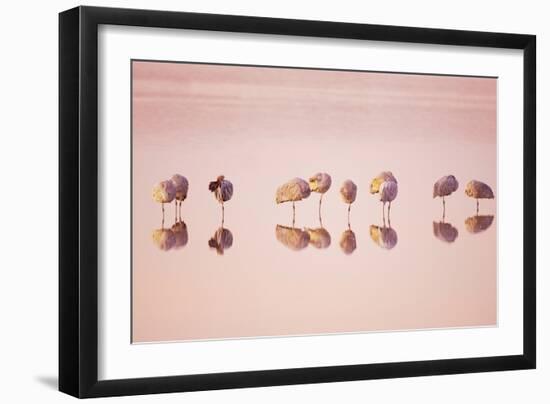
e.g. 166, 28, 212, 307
132, 60, 497, 343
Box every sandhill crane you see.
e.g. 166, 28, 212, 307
465, 180, 494, 214
276, 178, 311, 226
433, 175, 459, 219
309, 172, 332, 222
340, 179, 357, 227
152, 180, 176, 225
171, 174, 189, 220
275, 225, 310, 251
370, 171, 398, 219
209, 175, 233, 224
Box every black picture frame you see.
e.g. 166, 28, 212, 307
59, 5, 536, 398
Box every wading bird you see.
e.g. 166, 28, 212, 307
171, 174, 189, 220
276, 178, 311, 226
340, 179, 357, 227
465, 180, 494, 214
209, 175, 233, 224
309, 172, 332, 222
433, 175, 459, 219
152, 180, 176, 225
370, 171, 398, 219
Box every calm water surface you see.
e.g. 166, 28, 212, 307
132, 61, 497, 343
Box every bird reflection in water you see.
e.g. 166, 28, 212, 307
306, 227, 331, 249
208, 225, 233, 255
275, 225, 310, 251
465, 215, 494, 234
340, 228, 356, 255
433, 220, 458, 243
432, 209, 458, 244
171, 220, 189, 249
339, 179, 357, 255
152, 228, 176, 251
370, 216, 398, 250
152, 218, 188, 252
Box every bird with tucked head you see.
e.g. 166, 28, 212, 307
370, 171, 398, 218
308, 172, 332, 225
433, 174, 459, 219
275, 178, 311, 226
465, 180, 494, 214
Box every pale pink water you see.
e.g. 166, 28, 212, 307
132, 61, 497, 343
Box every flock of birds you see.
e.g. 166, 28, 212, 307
150, 172, 495, 254
151, 174, 234, 254
274, 172, 494, 253
275, 172, 494, 220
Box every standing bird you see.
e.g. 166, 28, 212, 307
276, 178, 311, 226
370, 171, 398, 219
465, 180, 494, 214
152, 180, 176, 226
171, 174, 189, 220
340, 180, 357, 227
209, 175, 233, 224
433, 175, 459, 219
309, 173, 332, 223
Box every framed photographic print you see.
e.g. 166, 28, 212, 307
59, 6, 536, 398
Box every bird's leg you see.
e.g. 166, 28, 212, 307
382, 202, 386, 225
442, 197, 446, 222
388, 202, 392, 223
476, 199, 479, 215
175, 201, 177, 224
292, 202, 296, 227
347, 204, 351, 230
161, 202, 165, 229
221, 202, 225, 227
318, 194, 323, 224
